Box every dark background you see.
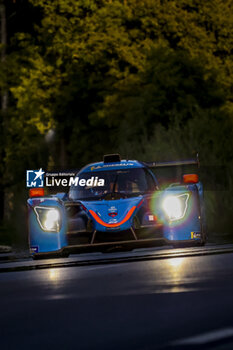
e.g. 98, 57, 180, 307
0, 0, 232, 247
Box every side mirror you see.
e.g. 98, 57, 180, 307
29, 188, 45, 197
183, 174, 199, 184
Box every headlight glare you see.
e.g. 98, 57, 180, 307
162, 194, 189, 221
34, 207, 61, 232
44, 209, 60, 230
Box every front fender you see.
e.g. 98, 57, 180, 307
158, 184, 203, 241
28, 197, 67, 253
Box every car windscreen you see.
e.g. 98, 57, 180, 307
69, 168, 157, 200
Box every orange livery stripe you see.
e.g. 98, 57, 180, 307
89, 206, 136, 228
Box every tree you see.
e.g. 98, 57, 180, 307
9, 0, 233, 159
1, 0, 233, 236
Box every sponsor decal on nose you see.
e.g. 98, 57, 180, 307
108, 212, 118, 218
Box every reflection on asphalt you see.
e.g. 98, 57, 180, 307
1, 243, 233, 271
2, 251, 231, 297
1, 247, 233, 349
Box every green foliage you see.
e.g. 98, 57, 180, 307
0, 0, 233, 240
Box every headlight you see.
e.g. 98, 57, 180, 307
162, 194, 189, 221
34, 207, 61, 232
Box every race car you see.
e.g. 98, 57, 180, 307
27, 154, 206, 258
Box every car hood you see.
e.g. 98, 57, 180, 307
79, 197, 143, 230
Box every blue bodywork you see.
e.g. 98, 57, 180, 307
27, 158, 205, 256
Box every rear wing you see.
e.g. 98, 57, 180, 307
142, 159, 199, 169
142, 157, 200, 187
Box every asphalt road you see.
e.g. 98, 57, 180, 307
1, 245, 233, 350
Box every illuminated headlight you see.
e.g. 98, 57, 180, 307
34, 207, 61, 232
162, 194, 189, 221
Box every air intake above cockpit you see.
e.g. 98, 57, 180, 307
103, 154, 121, 163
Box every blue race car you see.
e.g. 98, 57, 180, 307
27, 154, 206, 258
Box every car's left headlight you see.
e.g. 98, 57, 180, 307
162, 193, 189, 221
34, 207, 61, 232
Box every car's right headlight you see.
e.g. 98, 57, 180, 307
34, 207, 61, 232
162, 193, 189, 221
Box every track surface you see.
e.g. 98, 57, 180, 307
1, 244, 233, 349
